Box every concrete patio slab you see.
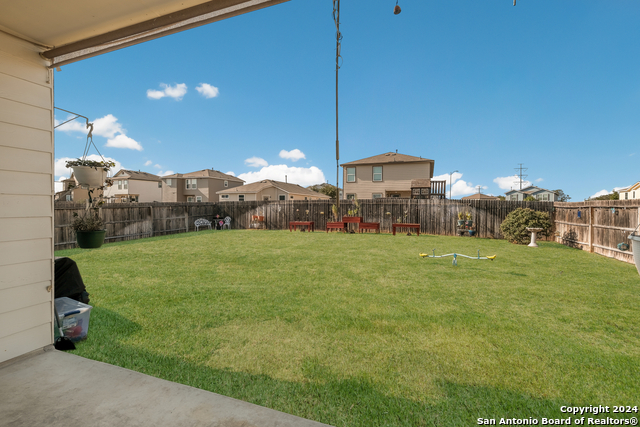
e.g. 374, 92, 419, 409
0, 347, 333, 427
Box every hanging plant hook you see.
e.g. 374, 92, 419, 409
394, 0, 401, 15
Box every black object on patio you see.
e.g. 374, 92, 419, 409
54, 257, 90, 304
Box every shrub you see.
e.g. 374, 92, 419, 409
500, 208, 552, 244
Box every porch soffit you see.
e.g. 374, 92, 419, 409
0, 0, 289, 67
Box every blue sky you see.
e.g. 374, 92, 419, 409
54, 0, 640, 200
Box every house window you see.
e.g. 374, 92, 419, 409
372, 193, 382, 199
304, 197, 308, 200
279, 195, 286, 201
117, 180, 122, 190
221, 194, 229, 200
186, 179, 197, 189
625, 193, 628, 199
196, 196, 202, 202
346, 167, 356, 183
373, 166, 382, 182
346, 194, 355, 200
158, 182, 162, 188
187, 196, 195, 202
123, 180, 128, 190
166, 179, 172, 186
239, 195, 245, 201
510, 195, 518, 201
633, 191, 636, 198
65, 195, 72, 201
224, 180, 228, 188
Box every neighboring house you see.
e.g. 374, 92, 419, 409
1, 0, 283, 365
619, 182, 640, 200
461, 193, 500, 200
340, 152, 445, 199
505, 186, 557, 201
53, 174, 103, 202
103, 169, 162, 203
162, 169, 244, 202
217, 180, 331, 201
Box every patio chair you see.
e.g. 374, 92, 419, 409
194, 218, 212, 231
222, 216, 232, 230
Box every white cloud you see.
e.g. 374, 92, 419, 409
158, 170, 175, 177
56, 114, 143, 151
493, 175, 532, 190
590, 189, 611, 199
106, 134, 143, 151
279, 149, 306, 162
433, 172, 462, 184
54, 155, 123, 181
147, 83, 187, 100
144, 160, 153, 166
238, 165, 325, 187
55, 116, 87, 133
196, 83, 219, 99
154, 164, 162, 169
245, 157, 269, 168
451, 180, 480, 197
93, 114, 124, 138
225, 171, 236, 176
535, 178, 544, 182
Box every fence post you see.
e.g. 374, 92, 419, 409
185, 209, 189, 233
150, 205, 154, 237
589, 206, 594, 253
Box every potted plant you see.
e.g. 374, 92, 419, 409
66, 158, 115, 188
457, 212, 465, 227
465, 212, 473, 228
468, 230, 476, 237
71, 205, 106, 248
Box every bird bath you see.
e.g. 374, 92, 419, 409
526, 227, 543, 248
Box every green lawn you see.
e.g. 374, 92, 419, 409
55, 230, 640, 426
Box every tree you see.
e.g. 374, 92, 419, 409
307, 183, 340, 199
587, 190, 619, 201
552, 189, 571, 202
497, 195, 506, 201
500, 208, 553, 244
523, 195, 536, 201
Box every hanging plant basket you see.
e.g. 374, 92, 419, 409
72, 165, 108, 188
76, 230, 106, 249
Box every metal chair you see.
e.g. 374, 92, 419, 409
222, 216, 232, 230
194, 218, 212, 231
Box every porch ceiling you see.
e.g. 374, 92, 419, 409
0, 0, 289, 66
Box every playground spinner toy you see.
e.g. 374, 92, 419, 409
419, 250, 497, 266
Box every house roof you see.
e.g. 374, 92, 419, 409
619, 181, 640, 192
217, 180, 331, 198
163, 169, 244, 183
113, 169, 161, 182
1, 0, 289, 67
341, 152, 433, 167
505, 186, 557, 196
410, 179, 431, 188
461, 193, 500, 200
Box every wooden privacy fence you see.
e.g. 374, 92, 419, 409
54, 199, 554, 250
554, 200, 640, 264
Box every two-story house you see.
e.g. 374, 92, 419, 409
162, 169, 244, 202
340, 152, 445, 199
619, 182, 640, 200
505, 186, 557, 201
54, 173, 103, 202
103, 169, 162, 203
217, 179, 331, 201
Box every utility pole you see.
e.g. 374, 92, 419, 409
514, 163, 528, 190
449, 170, 458, 199
333, 0, 342, 212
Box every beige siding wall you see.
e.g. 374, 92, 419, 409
129, 180, 161, 202
343, 162, 431, 199
0, 33, 54, 363
208, 179, 243, 202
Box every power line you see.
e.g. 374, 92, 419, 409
514, 163, 528, 190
